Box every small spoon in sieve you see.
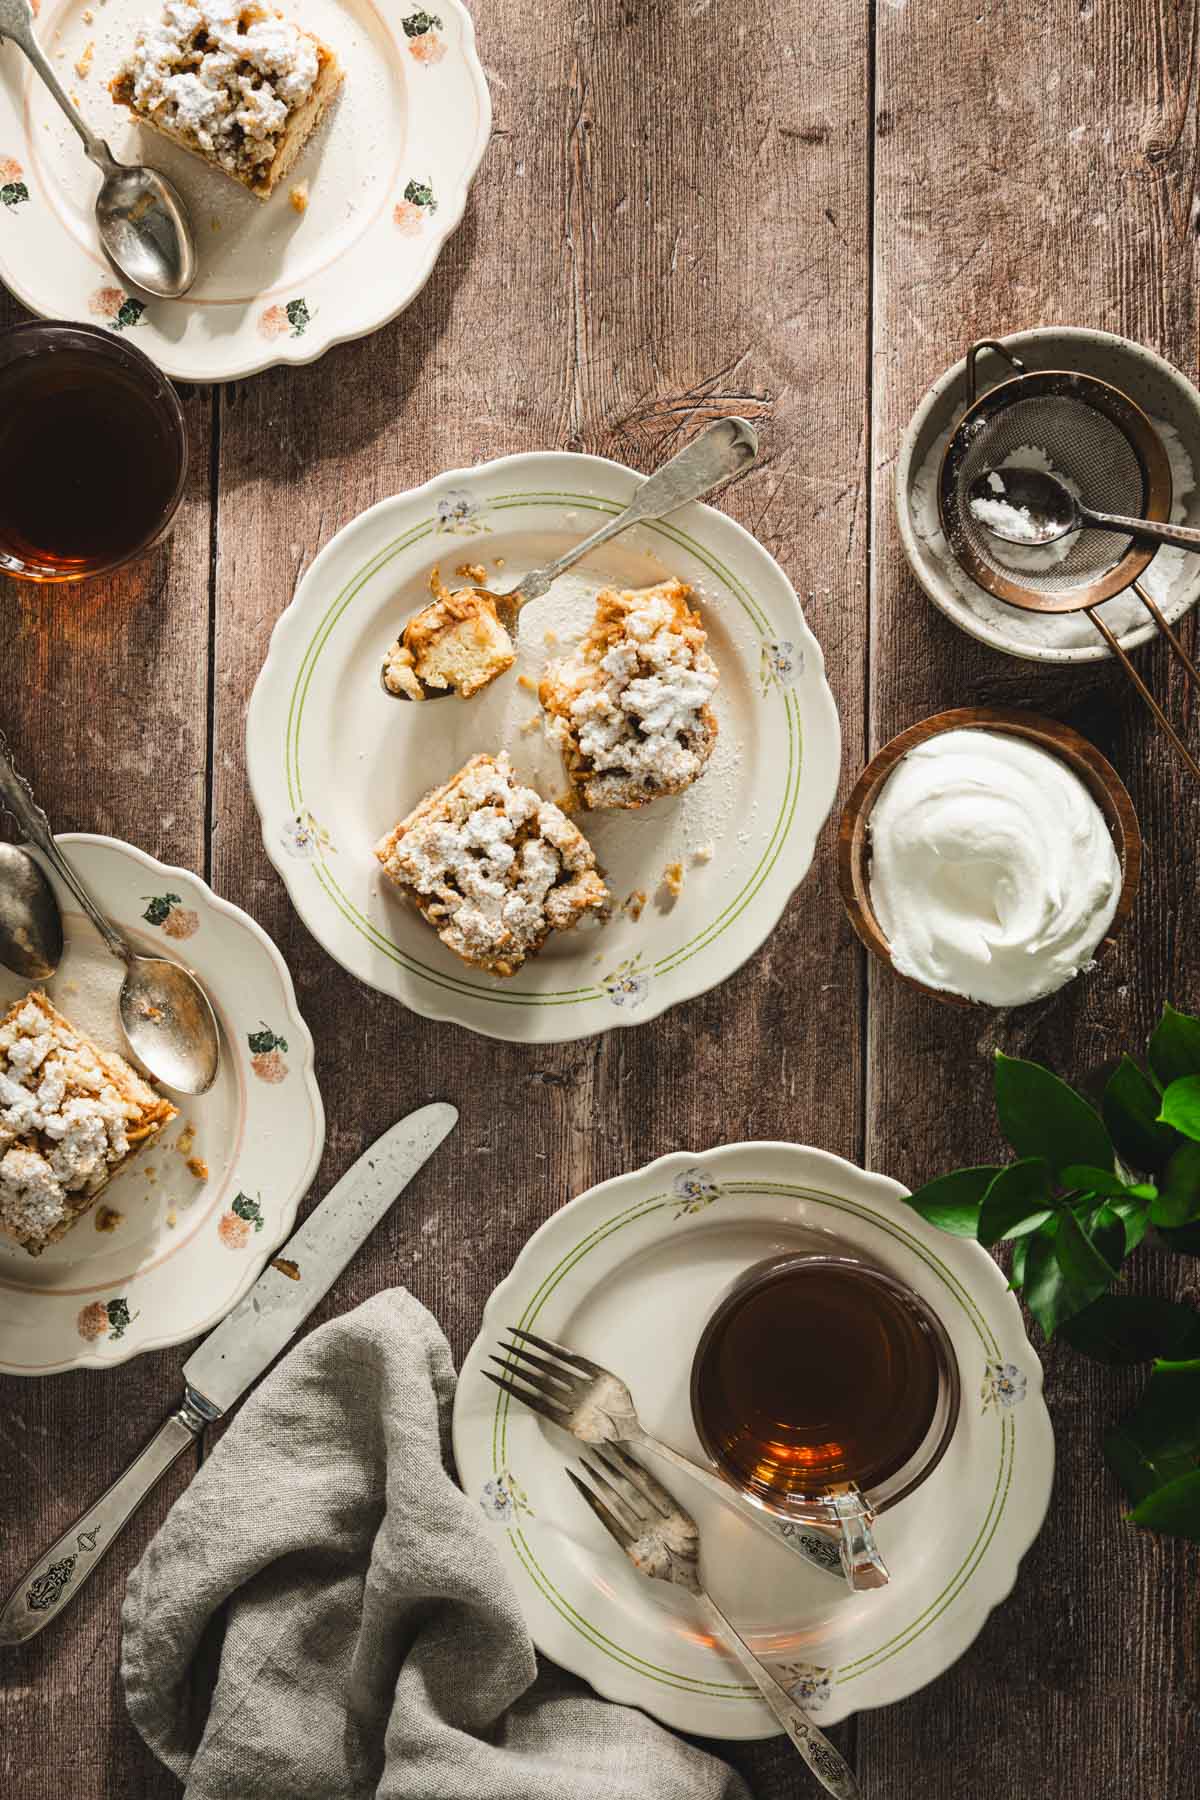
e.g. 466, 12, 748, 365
968, 467, 1200, 553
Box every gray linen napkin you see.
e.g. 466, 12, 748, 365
122, 1288, 750, 1800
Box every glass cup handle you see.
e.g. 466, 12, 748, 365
827, 1484, 890, 1590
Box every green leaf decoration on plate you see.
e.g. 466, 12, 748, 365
404, 179, 437, 212
113, 296, 145, 332
0, 181, 29, 208
142, 892, 182, 926
232, 1192, 265, 1230
106, 1297, 134, 1340
248, 1025, 288, 1055
403, 9, 442, 34
286, 297, 311, 336
993, 1051, 1114, 1175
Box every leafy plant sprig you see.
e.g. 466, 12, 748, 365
906, 1003, 1200, 1545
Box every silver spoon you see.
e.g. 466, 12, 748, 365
0, 734, 219, 1095
0, 0, 196, 300
382, 416, 759, 700
0, 843, 63, 980
968, 466, 1200, 553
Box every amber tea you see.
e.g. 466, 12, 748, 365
692, 1257, 944, 1506
0, 326, 186, 581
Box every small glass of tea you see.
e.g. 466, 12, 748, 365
691, 1253, 960, 1524
0, 320, 187, 582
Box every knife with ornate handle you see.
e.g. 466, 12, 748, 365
0, 1102, 458, 1646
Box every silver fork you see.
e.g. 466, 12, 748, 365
484, 1326, 889, 1591
569, 1445, 864, 1800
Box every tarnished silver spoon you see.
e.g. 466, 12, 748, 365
0, 734, 219, 1095
381, 416, 759, 701
0, 0, 196, 300
968, 466, 1200, 553
0, 842, 63, 980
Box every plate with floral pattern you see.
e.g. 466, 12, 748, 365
452, 1141, 1054, 1739
0, 834, 324, 1375
0, 0, 490, 380
245, 450, 841, 1043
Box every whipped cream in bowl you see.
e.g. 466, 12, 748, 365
838, 709, 1141, 1008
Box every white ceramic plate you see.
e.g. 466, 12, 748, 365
896, 326, 1200, 665
0, 834, 324, 1375
245, 451, 841, 1044
0, 0, 490, 380
452, 1142, 1054, 1739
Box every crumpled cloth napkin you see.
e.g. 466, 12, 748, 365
122, 1288, 749, 1800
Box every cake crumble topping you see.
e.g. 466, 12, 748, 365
539, 578, 719, 809
375, 752, 609, 976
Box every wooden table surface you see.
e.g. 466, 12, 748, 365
3, 1, 1200, 1794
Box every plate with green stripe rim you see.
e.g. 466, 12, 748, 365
452, 1141, 1054, 1739
245, 450, 840, 1042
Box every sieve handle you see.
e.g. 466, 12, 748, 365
1081, 506, 1200, 553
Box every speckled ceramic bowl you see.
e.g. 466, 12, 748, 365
896, 326, 1200, 665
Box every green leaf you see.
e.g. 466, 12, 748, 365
1061, 1164, 1137, 1198
1149, 1003, 1200, 1087
1059, 1294, 1200, 1364
402, 8, 442, 33
1024, 1222, 1107, 1336
1159, 1076, 1200, 1143
1055, 1207, 1120, 1302
1129, 1469, 1200, 1541
904, 1166, 1002, 1237
1109, 1195, 1151, 1255
993, 1052, 1114, 1176
1104, 1357, 1200, 1503
114, 296, 145, 332
1159, 1220, 1200, 1256
1103, 1056, 1180, 1175
0, 180, 29, 207
1150, 1140, 1200, 1229
1008, 1234, 1030, 1291
977, 1159, 1054, 1246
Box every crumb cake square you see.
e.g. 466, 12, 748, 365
539, 578, 719, 810
374, 753, 609, 976
383, 568, 516, 702
0, 992, 177, 1257
110, 0, 343, 199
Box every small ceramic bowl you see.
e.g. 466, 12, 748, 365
837, 705, 1142, 1008
896, 326, 1200, 665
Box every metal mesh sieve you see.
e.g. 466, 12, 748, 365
939, 367, 1172, 613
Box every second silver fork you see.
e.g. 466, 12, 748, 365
484, 1324, 889, 1591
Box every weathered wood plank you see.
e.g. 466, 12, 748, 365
0, 283, 215, 1797
865, 0, 1200, 1793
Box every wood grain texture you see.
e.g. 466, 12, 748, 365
866, 0, 1200, 1795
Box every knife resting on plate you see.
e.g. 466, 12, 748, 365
0, 1102, 458, 1646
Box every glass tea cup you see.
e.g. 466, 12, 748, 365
0, 320, 188, 583
690, 1252, 961, 1546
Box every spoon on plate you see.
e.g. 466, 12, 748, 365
381, 416, 759, 701
0, 842, 63, 980
968, 467, 1200, 553
0, 733, 219, 1094
0, 0, 197, 299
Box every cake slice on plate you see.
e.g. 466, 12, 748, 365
539, 577, 719, 810
375, 752, 609, 977
110, 0, 343, 199
0, 991, 177, 1257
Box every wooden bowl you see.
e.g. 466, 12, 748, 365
837, 706, 1143, 1008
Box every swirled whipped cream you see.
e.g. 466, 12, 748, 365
868, 729, 1122, 1006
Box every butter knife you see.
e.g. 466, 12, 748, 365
0, 1102, 458, 1646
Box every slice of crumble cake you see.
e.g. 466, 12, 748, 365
0, 992, 177, 1257
382, 568, 516, 702
539, 578, 719, 810
110, 0, 343, 199
374, 753, 609, 976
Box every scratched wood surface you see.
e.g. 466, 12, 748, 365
0, 0, 1198, 1795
